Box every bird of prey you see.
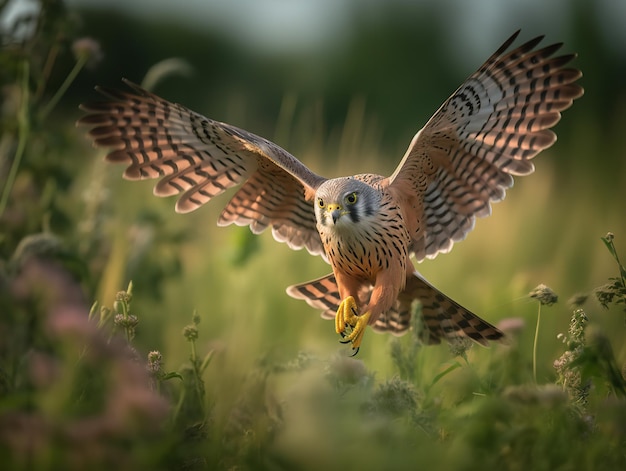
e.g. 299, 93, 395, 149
79, 31, 583, 354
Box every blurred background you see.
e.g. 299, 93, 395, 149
2, 1, 626, 469
2, 0, 625, 382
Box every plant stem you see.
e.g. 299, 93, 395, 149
611, 241, 626, 286
189, 338, 206, 413
533, 303, 541, 382
35, 42, 60, 101
0, 61, 30, 219
38, 54, 87, 121
190, 337, 197, 365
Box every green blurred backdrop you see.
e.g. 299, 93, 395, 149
2, 0, 625, 376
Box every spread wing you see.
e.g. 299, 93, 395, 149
388, 31, 583, 261
79, 79, 328, 257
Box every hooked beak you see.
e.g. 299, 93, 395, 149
327, 203, 343, 225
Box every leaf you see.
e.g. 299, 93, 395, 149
162, 372, 184, 382
199, 350, 215, 374
430, 360, 462, 387
601, 234, 626, 285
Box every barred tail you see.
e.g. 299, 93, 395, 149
286, 273, 341, 320
286, 272, 504, 345
405, 272, 504, 345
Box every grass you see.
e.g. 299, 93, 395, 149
1, 3, 626, 470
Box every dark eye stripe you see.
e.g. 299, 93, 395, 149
363, 196, 375, 217
347, 193, 377, 223
348, 204, 360, 223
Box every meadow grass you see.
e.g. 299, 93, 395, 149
4, 115, 625, 470
2, 4, 626, 469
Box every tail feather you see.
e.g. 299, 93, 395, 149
286, 274, 340, 320
287, 272, 504, 345
406, 273, 504, 345
287, 274, 408, 336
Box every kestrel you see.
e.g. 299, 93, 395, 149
79, 31, 583, 354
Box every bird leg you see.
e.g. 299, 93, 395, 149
335, 296, 371, 353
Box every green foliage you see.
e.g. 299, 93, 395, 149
2, 1, 626, 470
595, 233, 626, 319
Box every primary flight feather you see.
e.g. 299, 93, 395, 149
79, 31, 583, 353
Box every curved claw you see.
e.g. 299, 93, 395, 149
335, 296, 371, 352
349, 347, 360, 357
335, 296, 358, 335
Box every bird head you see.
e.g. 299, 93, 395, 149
314, 177, 381, 230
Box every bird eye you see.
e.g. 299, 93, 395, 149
345, 192, 358, 205
317, 198, 325, 208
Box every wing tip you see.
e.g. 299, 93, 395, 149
285, 284, 302, 299
174, 198, 199, 214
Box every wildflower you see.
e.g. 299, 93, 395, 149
594, 278, 626, 309
147, 350, 163, 374
448, 337, 473, 359
370, 376, 419, 416
568, 309, 588, 344
113, 314, 138, 330
529, 284, 558, 382
529, 284, 558, 306
554, 309, 590, 408
597, 232, 626, 316
71, 37, 103, 68
115, 290, 132, 304
326, 355, 370, 387
183, 324, 199, 342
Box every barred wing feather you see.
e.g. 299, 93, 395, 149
79, 80, 327, 257
389, 31, 583, 261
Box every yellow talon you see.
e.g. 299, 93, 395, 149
335, 296, 371, 351
335, 296, 356, 335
